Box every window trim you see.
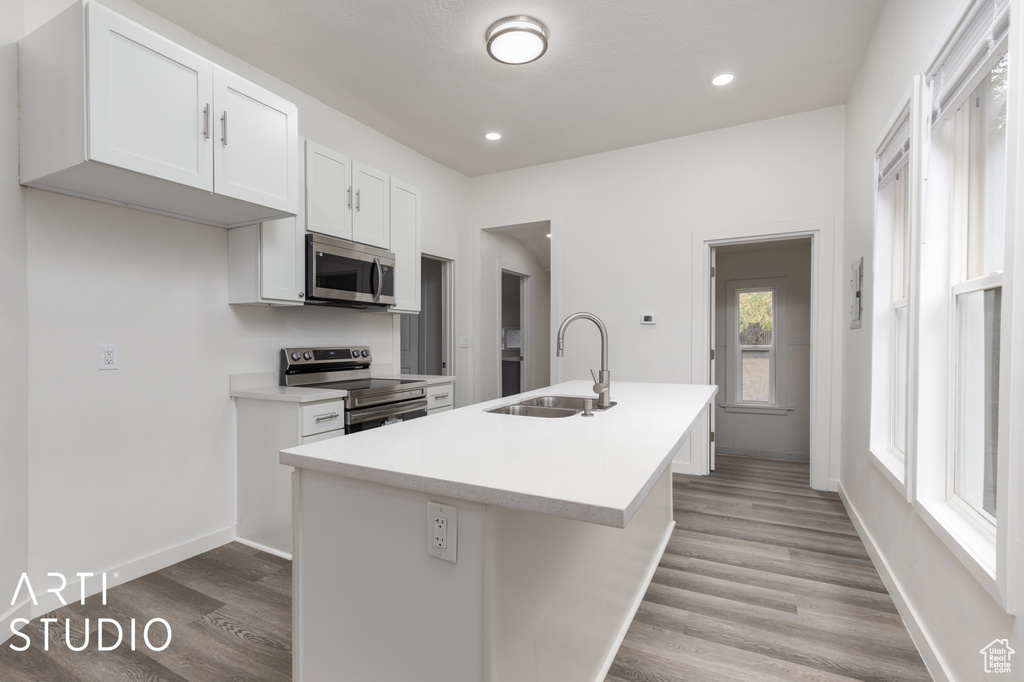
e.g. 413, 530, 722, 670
725, 278, 784, 408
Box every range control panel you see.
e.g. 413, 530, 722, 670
281, 346, 372, 367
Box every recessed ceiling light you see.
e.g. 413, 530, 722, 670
485, 132, 502, 141
712, 73, 735, 86
486, 16, 548, 65
546, 233, 552, 238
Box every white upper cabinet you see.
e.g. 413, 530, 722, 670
213, 68, 298, 212
352, 162, 390, 249
19, 1, 299, 228
86, 4, 213, 190
305, 140, 352, 240
390, 178, 421, 313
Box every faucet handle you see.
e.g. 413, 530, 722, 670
590, 369, 606, 394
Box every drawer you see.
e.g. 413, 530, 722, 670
301, 400, 344, 436
426, 382, 453, 410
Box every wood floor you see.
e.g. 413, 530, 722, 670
605, 454, 930, 681
1, 455, 930, 681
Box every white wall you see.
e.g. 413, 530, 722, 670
0, 0, 30, 639
478, 230, 550, 401
840, 0, 1023, 678
10, 0, 472, 619
470, 107, 845, 434
715, 240, 811, 461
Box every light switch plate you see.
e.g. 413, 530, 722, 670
427, 502, 457, 563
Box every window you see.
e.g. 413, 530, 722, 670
725, 278, 784, 412
869, 102, 914, 492
914, 0, 1014, 608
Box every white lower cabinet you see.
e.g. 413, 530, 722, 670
235, 397, 344, 556
19, 1, 299, 228
426, 381, 454, 414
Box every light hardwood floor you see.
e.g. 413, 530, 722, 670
1, 455, 929, 681
605, 454, 930, 681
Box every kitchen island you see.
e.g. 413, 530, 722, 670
281, 380, 716, 682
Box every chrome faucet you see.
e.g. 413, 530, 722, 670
556, 312, 613, 409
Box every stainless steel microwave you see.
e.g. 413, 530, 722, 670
305, 233, 396, 309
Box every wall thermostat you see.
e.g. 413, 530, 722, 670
640, 313, 657, 325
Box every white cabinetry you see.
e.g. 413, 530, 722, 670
390, 178, 422, 313
352, 162, 390, 249
305, 140, 352, 240
235, 396, 345, 556
228, 139, 306, 305
426, 381, 454, 414
19, 1, 299, 228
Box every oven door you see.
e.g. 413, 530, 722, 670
307, 234, 396, 307
345, 398, 429, 434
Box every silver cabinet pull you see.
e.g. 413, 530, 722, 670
355, 188, 361, 211
221, 111, 228, 145
203, 104, 210, 140
432, 393, 449, 400
347, 186, 353, 209
314, 412, 339, 423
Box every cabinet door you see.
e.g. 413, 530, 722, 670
213, 68, 299, 214
352, 162, 390, 249
259, 217, 305, 304
305, 140, 352, 240
390, 178, 421, 313
86, 2, 213, 190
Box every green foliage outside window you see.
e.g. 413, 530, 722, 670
739, 290, 773, 346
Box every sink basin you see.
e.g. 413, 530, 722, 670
518, 395, 615, 411
485, 404, 580, 418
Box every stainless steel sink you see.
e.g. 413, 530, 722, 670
518, 395, 616, 411
486, 404, 579, 418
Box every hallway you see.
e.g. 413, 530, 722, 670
606, 454, 930, 681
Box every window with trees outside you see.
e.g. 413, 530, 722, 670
726, 280, 779, 408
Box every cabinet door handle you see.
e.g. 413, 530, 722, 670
355, 188, 361, 211
221, 111, 228, 146
203, 104, 210, 140
314, 412, 339, 423
432, 393, 449, 400
347, 186, 353, 209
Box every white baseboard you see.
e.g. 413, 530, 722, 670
27, 525, 237, 618
234, 536, 292, 561
1, 599, 34, 647
593, 519, 675, 682
837, 483, 951, 682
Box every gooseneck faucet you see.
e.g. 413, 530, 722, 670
556, 312, 612, 409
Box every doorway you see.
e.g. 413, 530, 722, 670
690, 217, 839, 491
500, 271, 527, 397
713, 240, 812, 464
400, 255, 453, 376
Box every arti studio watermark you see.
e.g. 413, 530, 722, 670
8, 572, 171, 652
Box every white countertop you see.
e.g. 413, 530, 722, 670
281, 380, 716, 528
229, 372, 453, 403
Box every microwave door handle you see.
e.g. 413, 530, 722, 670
372, 257, 382, 302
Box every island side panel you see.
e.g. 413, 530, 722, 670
293, 469, 488, 682
490, 467, 674, 682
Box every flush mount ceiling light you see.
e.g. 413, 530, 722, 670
486, 16, 548, 65
712, 72, 735, 86
485, 131, 503, 141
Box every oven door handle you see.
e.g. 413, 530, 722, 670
345, 398, 429, 426
372, 256, 383, 302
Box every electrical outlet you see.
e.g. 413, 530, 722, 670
427, 502, 457, 562
99, 344, 119, 370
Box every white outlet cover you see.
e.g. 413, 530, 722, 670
99, 344, 119, 370
427, 502, 457, 563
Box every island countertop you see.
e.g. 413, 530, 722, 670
280, 380, 715, 528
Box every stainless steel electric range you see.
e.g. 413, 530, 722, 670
280, 346, 429, 433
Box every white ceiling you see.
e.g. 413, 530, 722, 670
133, 0, 883, 177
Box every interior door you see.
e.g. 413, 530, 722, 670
710, 247, 717, 472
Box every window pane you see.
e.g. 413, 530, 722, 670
954, 287, 1000, 520
967, 54, 1008, 279
892, 171, 909, 300
738, 290, 773, 346
741, 350, 770, 402
893, 305, 908, 457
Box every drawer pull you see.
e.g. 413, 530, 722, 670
314, 412, 340, 423
432, 393, 449, 400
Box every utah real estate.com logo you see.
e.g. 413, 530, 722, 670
980, 639, 1015, 675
